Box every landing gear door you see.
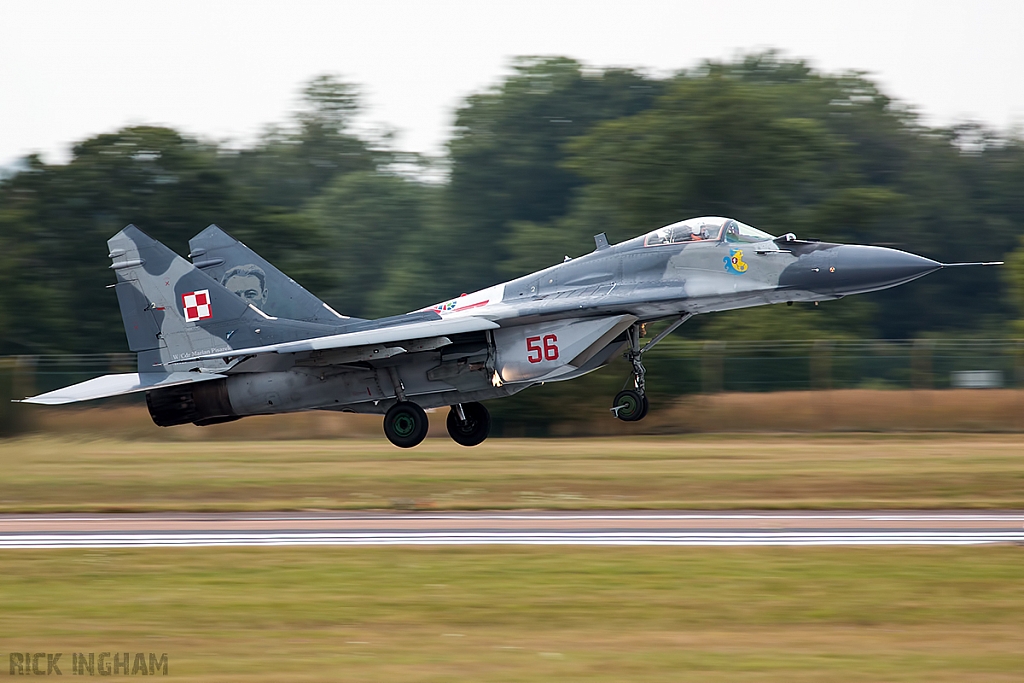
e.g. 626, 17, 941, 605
492, 315, 635, 384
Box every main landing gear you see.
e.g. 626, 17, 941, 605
383, 401, 429, 448
611, 314, 692, 422
446, 401, 491, 447
382, 400, 492, 448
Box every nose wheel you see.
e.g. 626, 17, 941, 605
610, 314, 692, 422
611, 389, 648, 422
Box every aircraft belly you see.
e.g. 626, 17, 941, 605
331, 384, 529, 414
541, 338, 627, 383
225, 369, 380, 415
221, 351, 498, 415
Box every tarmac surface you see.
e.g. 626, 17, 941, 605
1, 511, 1023, 548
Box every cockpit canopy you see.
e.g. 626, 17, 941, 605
643, 217, 776, 247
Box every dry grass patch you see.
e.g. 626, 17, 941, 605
0, 434, 1023, 511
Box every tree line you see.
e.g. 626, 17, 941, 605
2, 53, 1024, 359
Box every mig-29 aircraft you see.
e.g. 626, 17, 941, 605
22, 218, 999, 447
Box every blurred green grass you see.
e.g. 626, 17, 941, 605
1, 546, 1022, 681
1, 434, 1024, 512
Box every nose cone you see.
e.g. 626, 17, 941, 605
832, 245, 940, 294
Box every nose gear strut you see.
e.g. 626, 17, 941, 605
611, 313, 693, 421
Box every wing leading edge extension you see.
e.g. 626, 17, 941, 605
173, 316, 501, 363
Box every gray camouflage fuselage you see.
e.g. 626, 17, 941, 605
175, 221, 943, 418
495, 233, 941, 324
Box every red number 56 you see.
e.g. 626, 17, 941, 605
526, 334, 559, 363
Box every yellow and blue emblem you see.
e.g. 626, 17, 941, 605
724, 248, 748, 275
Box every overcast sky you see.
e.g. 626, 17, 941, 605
2, 0, 1023, 168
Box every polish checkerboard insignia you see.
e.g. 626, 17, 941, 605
182, 289, 212, 322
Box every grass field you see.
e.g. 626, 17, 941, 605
1, 434, 1023, 511
1, 545, 1022, 681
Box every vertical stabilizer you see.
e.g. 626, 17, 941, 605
188, 225, 363, 325
108, 225, 335, 371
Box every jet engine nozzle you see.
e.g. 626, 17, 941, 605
830, 245, 941, 295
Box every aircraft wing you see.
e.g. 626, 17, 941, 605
175, 315, 501, 363
20, 372, 227, 405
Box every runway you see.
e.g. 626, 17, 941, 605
1, 511, 1023, 548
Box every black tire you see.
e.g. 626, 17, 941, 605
446, 402, 491, 447
613, 390, 647, 422
637, 394, 650, 421
383, 401, 429, 448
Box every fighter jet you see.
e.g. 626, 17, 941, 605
22, 218, 1000, 447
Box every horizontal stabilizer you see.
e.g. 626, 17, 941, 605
173, 316, 500, 363
19, 372, 226, 405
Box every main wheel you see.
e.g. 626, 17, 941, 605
613, 389, 648, 422
446, 402, 491, 447
383, 401, 429, 448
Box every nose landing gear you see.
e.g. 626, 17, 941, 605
611, 389, 648, 422
611, 314, 692, 422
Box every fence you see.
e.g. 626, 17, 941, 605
641, 339, 1024, 394
0, 354, 137, 435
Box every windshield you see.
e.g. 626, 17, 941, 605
644, 217, 775, 247
723, 219, 776, 243
644, 217, 727, 246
